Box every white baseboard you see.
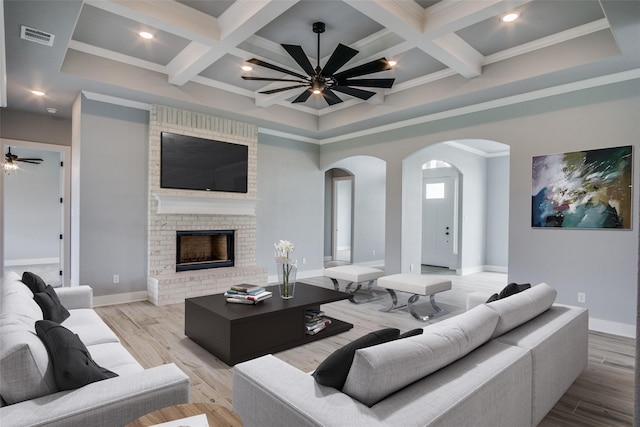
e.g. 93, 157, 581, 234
484, 265, 508, 273
456, 265, 484, 275
352, 260, 385, 268
589, 317, 636, 338
93, 291, 148, 307
5, 257, 60, 267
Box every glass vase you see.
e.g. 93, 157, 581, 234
277, 261, 297, 299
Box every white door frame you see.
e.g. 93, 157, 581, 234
1, 139, 71, 286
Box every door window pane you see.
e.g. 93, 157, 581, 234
426, 182, 445, 199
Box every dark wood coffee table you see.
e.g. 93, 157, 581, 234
185, 283, 353, 365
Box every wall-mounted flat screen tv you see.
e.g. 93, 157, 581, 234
160, 132, 248, 193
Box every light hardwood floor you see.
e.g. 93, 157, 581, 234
95, 272, 635, 426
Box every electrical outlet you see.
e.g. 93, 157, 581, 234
372, 249, 375, 256
410, 264, 414, 272
577, 292, 586, 303
302, 257, 307, 264
113, 274, 120, 284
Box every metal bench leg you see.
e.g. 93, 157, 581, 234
381, 288, 405, 312
331, 278, 381, 304
407, 294, 447, 322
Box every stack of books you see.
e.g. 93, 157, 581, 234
305, 308, 331, 335
224, 284, 272, 304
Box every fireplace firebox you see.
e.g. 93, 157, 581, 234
176, 230, 234, 272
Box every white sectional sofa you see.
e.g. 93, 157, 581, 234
233, 283, 588, 427
0, 271, 191, 427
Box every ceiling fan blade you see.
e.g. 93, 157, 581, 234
333, 58, 392, 80
321, 43, 358, 77
331, 86, 377, 100
18, 160, 42, 164
242, 76, 307, 83
282, 44, 315, 76
258, 84, 308, 95
16, 158, 43, 161
322, 88, 343, 106
338, 78, 395, 88
246, 58, 309, 80
292, 89, 313, 103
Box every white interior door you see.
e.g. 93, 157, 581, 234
422, 176, 455, 267
333, 177, 352, 263
3, 145, 64, 286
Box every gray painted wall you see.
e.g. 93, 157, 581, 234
256, 133, 323, 276
0, 109, 71, 146
486, 155, 509, 268
77, 100, 149, 296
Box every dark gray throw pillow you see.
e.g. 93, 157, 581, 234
486, 282, 531, 303
313, 328, 400, 389
35, 320, 117, 391
398, 328, 423, 339
21, 271, 47, 294
34, 285, 70, 323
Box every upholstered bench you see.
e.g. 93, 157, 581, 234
323, 265, 384, 304
378, 273, 452, 321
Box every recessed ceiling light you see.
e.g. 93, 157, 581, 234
139, 31, 154, 39
241, 65, 253, 71
46, 107, 57, 114
388, 60, 397, 67
501, 12, 520, 22
31, 90, 45, 96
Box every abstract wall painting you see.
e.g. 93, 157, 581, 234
532, 145, 633, 229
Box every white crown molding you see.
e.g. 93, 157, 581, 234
484, 19, 610, 66
318, 68, 640, 145
258, 127, 320, 144
69, 40, 166, 74
82, 91, 151, 111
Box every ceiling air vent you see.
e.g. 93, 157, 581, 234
21, 25, 55, 47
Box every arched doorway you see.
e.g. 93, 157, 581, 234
323, 156, 386, 268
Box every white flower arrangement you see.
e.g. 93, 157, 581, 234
274, 240, 297, 298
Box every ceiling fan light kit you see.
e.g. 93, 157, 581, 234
242, 22, 395, 106
4, 147, 43, 174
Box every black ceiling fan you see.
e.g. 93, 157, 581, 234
4, 147, 43, 165
242, 22, 395, 106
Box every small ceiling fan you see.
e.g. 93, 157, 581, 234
242, 22, 395, 106
4, 147, 43, 165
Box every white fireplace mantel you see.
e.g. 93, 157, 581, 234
153, 193, 258, 216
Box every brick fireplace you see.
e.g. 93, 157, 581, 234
147, 105, 267, 306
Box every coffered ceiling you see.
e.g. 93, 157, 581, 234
1, 0, 639, 143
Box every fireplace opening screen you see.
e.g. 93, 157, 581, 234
176, 230, 234, 271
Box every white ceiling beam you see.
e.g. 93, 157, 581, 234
168, 0, 299, 86
86, 0, 220, 43
344, 0, 482, 78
